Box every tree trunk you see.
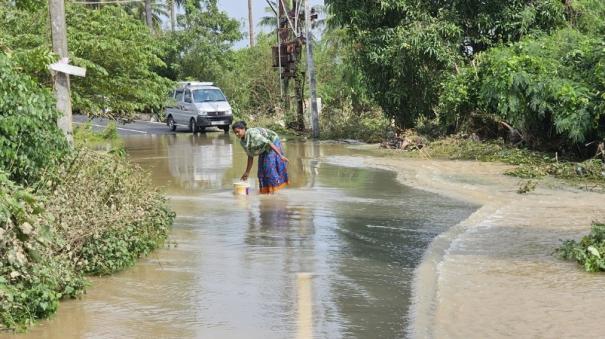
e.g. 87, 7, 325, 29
145, 0, 153, 31
248, 0, 254, 46
295, 74, 305, 131
170, 0, 176, 32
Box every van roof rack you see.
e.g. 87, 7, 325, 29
178, 81, 214, 87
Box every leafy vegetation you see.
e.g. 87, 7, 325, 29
43, 148, 174, 275
0, 4, 173, 119
73, 122, 125, 154
440, 27, 605, 148
0, 28, 174, 330
326, 0, 605, 152
326, 0, 567, 127
557, 223, 605, 272
0, 52, 67, 185
0, 147, 175, 330
160, 0, 241, 82
396, 136, 605, 186
0, 172, 86, 330
67, 5, 173, 118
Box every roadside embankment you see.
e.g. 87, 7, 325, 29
0, 148, 174, 331
328, 153, 605, 338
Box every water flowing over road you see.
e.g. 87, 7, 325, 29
6, 133, 476, 339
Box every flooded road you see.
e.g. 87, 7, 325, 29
6, 133, 476, 338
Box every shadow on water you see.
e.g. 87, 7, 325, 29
4, 133, 477, 339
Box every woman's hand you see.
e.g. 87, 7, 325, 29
240, 173, 249, 181
280, 155, 289, 163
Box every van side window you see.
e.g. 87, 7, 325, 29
184, 90, 192, 103
175, 90, 184, 102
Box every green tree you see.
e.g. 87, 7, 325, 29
439, 0, 605, 148
219, 35, 281, 118
124, 0, 168, 31
0, 4, 173, 120
67, 5, 172, 118
0, 52, 67, 185
325, 0, 568, 128
161, 0, 241, 82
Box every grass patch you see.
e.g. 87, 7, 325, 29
401, 137, 605, 187
73, 121, 124, 154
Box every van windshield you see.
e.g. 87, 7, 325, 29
192, 89, 226, 102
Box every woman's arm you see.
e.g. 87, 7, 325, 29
241, 156, 254, 181
269, 143, 289, 163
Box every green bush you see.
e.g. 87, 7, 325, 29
438, 0, 605, 149
326, 0, 568, 129
557, 223, 605, 272
43, 148, 174, 275
1, 147, 175, 330
0, 172, 85, 330
320, 108, 389, 143
0, 52, 67, 185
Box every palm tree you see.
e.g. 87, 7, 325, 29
166, 0, 184, 31
258, 0, 278, 30
258, 1, 327, 33
124, 0, 167, 31
248, 0, 254, 46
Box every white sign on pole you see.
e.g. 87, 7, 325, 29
48, 58, 86, 77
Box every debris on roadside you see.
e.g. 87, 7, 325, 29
380, 130, 427, 151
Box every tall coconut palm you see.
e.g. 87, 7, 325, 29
166, 0, 184, 31
248, 0, 254, 46
258, 0, 278, 30
259, 1, 327, 33
124, 0, 167, 31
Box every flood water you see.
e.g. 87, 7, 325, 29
6, 132, 476, 339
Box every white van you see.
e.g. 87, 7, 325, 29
165, 82, 233, 133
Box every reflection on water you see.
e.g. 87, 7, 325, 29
3, 133, 476, 339
166, 134, 233, 189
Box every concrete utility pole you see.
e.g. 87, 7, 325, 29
145, 0, 153, 30
49, 0, 73, 144
304, 0, 319, 139
248, 0, 254, 47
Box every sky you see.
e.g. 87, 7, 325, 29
218, 0, 325, 48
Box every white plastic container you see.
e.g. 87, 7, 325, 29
233, 181, 250, 195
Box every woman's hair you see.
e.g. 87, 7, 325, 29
232, 120, 247, 130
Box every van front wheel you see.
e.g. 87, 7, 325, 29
167, 116, 176, 132
189, 118, 197, 134
222, 125, 229, 133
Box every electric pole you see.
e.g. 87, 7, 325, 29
248, 0, 254, 47
304, 0, 319, 138
49, 0, 73, 144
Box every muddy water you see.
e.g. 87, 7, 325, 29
5, 133, 476, 339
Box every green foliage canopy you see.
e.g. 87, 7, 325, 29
160, 0, 241, 82
68, 5, 173, 118
325, 0, 568, 126
439, 0, 605, 147
0, 53, 67, 185
0, 4, 173, 120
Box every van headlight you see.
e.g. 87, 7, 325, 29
197, 111, 208, 117
225, 109, 232, 116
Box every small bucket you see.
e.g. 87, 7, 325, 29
233, 181, 250, 196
